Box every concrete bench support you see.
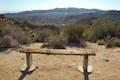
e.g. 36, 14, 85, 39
26, 53, 33, 68
83, 55, 88, 72
21, 53, 36, 72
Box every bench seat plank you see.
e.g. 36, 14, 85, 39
19, 48, 95, 56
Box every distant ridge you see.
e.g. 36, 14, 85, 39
5, 8, 104, 15
4, 8, 120, 24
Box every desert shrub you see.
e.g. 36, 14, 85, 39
35, 29, 52, 42
63, 24, 87, 43
84, 16, 120, 42
20, 32, 34, 44
0, 15, 37, 46
42, 35, 67, 49
104, 36, 120, 48
34, 28, 60, 42
115, 22, 120, 38
63, 24, 87, 47
92, 16, 115, 41
0, 25, 35, 44
0, 35, 19, 48
82, 27, 94, 41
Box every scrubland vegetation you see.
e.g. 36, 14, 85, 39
63, 16, 120, 48
0, 14, 120, 50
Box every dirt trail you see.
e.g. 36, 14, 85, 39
0, 42, 120, 80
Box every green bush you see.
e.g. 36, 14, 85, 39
82, 27, 94, 41
63, 24, 88, 43
84, 16, 120, 42
115, 22, 120, 38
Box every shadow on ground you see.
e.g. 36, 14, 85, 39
18, 67, 35, 80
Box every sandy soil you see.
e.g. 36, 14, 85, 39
0, 42, 120, 80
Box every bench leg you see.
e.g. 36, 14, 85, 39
77, 55, 93, 80
21, 53, 36, 72
83, 55, 88, 72
83, 55, 89, 80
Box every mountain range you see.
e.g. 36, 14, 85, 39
4, 8, 120, 24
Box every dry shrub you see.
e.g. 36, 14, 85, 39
0, 25, 34, 44
0, 15, 36, 45
42, 35, 67, 49
0, 35, 19, 48
35, 28, 60, 42
105, 36, 120, 48
97, 39, 105, 45
84, 16, 120, 42
35, 29, 53, 42
64, 24, 86, 43
63, 24, 87, 47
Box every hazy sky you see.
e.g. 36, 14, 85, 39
0, 0, 120, 13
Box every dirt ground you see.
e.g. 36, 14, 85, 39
0, 42, 120, 80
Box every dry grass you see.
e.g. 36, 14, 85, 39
0, 42, 120, 80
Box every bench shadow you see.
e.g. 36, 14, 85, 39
83, 70, 89, 80
18, 68, 34, 80
0, 48, 9, 52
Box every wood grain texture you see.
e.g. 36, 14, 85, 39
18, 48, 95, 56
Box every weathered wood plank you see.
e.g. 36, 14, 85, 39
18, 48, 95, 56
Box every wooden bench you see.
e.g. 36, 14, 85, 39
19, 48, 96, 80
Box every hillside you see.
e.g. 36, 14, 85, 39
0, 15, 66, 49
0, 15, 37, 49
